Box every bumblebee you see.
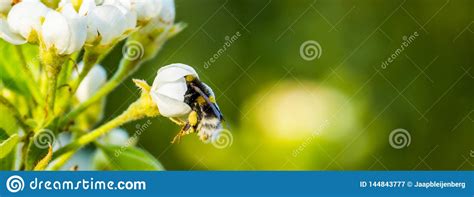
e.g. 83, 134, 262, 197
170, 75, 225, 143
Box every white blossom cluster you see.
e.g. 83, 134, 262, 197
0, 0, 175, 54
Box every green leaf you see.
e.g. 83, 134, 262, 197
25, 130, 54, 170
0, 150, 16, 170
96, 144, 164, 170
0, 128, 8, 140
33, 144, 52, 171
0, 104, 19, 136
0, 128, 19, 158
0, 129, 17, 170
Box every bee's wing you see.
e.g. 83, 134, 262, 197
190, 84, 223, 119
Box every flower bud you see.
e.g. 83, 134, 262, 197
41, 3, 87, 54
80, 0, 136, 46
0, 1, 49, 44
75, 62, 107, 103
150, 63, 198, 117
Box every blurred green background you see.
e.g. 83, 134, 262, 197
100, 0, 473, 170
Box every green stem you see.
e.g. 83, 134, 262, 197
45, 64, 61, 116
51, 51, 99, 123
40, 48, 67, 122
71, 51, 99, 93
53, 96, 149, 161
59, 58, 142, 128
49, 151, 75, 170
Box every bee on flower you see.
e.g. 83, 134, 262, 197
150, 63, 225, 143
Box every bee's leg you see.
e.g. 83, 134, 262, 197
171, 131, 184, 144
171, 111, 199, 144
172, 126, 195, 144
169, 117, 186, 126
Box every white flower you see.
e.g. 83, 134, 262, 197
75, 62, 107, 103
42, 3, 87, 54
104, 0, 162, 23
0, 1, 50, 44
0, 1, 11, 15
150, 63, 198, 117
79, 0, 136, 45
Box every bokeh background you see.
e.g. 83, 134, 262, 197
100, 0, 473, 170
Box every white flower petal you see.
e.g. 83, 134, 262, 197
78, 0, 96, 15
76, 63, 107, 102
7, 1, 49, 40
42, 10, 71, 54
156, 79, 187, 101
115, 4, 137, 30
103, 0, 131, 10
77, 0, 98, 43
89, 5, 126, 45
152, 89, 192, 117
64, 17, 87, 54
61, 4, 87, 54
160, 0, 175, 24
133, 0, 161, 21
0, 18, 26, 45
155, 63, 199, 83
